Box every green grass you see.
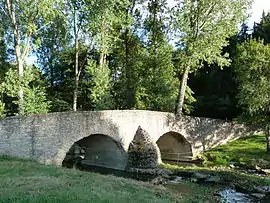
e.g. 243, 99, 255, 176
199, 134, 270, 168
0, 156, 220, 203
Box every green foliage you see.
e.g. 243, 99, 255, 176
88, 0, 129, 55
2, 67, 51, 115
174, 0, 252, 71
183, 85, 196, 114
3, 0, 59, 58
173, 0, 252, 115
253, 11, 270, 44
0, 99, 5, 118
136, 0, 178, 112
234, 39, 270, 126
111, 32, 146, 109
0, 0, 258, 119
36, 13, 70, 86
86, 60, 114, 110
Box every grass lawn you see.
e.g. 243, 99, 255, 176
198, 134, 270, 168
0, 156, 220, 203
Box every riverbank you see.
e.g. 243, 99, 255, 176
1, 155, 270, 202
0, 156, 215, 202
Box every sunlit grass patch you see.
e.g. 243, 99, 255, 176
199, 134, 270, 168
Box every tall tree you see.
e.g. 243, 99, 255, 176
51, 43, 91, 112
36, 14, 70, 89
173, 0, 252, 118
111, 32, 146, 109
253, 11, 270, 44
86, 0, 129, 109
139, 0, 178, 111
1, 0, 57, 114
110, 0, 150, 109
234, 39, 270, 152
188, 24, 250, 119
64, 0, 88, 111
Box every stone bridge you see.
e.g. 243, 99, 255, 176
0, 110, 251, 170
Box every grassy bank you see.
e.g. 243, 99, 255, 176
0, 156, 173, 203
0, 156, 219, 203
198, 134, 270, 168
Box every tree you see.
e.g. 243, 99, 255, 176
187, 24, 251, 119
173, 0, 252, 118
62, 0, 88, 112
139, 0, 178, 112
234, 39, 270, 152
1, 0, 57, 114
3, 66, 51, 115
111, 32, 146, 109
91, 0, 129, 106
52, 43, 92, 112
36, 13, 70, 88
85, 59, 114, 109
253, 11, 270, 44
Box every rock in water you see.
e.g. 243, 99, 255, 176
193, 172, 209, 179
219, 189, 254, 203
126, 126, 160, 169
151, 176, 167, 185
205, 175, 221, 183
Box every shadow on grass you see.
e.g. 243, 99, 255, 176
0, 155, 33, 162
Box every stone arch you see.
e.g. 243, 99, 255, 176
156, 131, 193, 162
62, 134, 127, 170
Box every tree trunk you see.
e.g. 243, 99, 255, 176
16, 49, 24, 114
73, 8, 79, 112
125, 29, 133, 109
6, 0, 24, 114
124, 2, 136, 109
49, 58, 54, 87
175, 66, 190, 119
265, 126, 270, 153
99, 52, 106, 70
73, 41, 79, 112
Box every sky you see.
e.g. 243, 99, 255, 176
167, 0, 270, 26
27, 0, 270, 65
248, 0, 270, 27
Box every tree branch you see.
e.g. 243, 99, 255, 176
198, 3, 217, 31
22, 32, 32, 60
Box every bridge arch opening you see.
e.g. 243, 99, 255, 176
156, 132, 192, 163
62, 134, 127, 170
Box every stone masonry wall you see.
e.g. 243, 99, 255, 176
0, 110, 255, 169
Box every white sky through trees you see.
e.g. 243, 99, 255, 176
249, 0, 270, 25
167, 0, 270, 26
27, 0, 270, 65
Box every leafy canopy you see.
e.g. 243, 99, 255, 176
2, 66, 51, 115
234, 39, 270, 126
173, 0, 252, 71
